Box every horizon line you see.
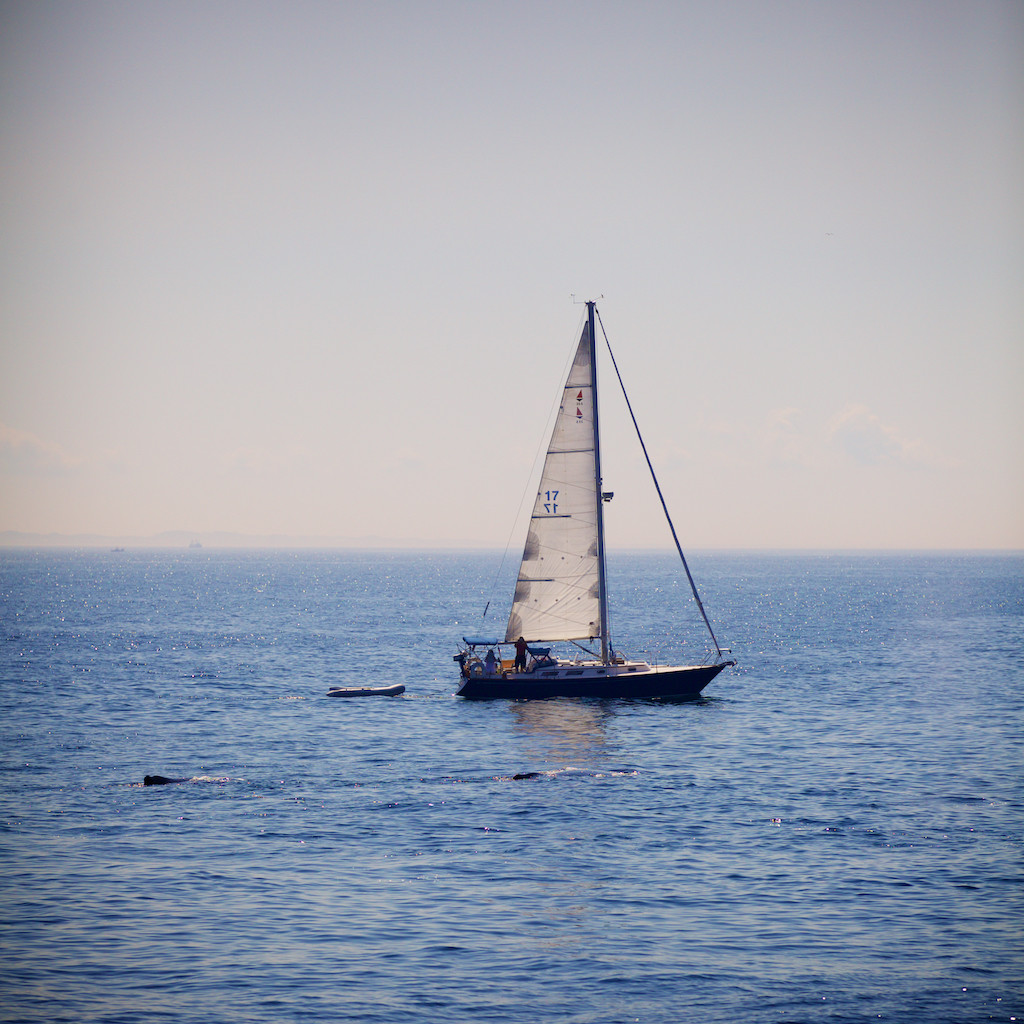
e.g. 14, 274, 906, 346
0, 530, 1020, 555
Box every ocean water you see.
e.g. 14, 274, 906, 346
0, 548, 1021, 1024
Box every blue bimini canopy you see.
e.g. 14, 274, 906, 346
462, 637, 503, 647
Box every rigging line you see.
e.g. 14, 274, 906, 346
594, 307, 725, 660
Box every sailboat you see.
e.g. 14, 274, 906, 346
455, 301, 735, 700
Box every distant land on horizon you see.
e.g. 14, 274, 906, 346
0, 530, 496, 550
0, 531, 1019, 554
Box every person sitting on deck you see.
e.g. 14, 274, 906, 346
484, 649, 498, 675
514, 636, 528, 673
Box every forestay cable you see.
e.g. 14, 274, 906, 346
595, 307, 725, 660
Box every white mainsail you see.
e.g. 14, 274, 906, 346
505, 323, 603, 643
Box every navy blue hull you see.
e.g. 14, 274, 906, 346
456, 662, 730, 700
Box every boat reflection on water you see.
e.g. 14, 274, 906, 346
502, 699, 627, 956
507, 699, 615, 770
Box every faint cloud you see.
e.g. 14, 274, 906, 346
396, 458, 422, 474
223, 445, 312, 475
0, 422, 79, 476
828, 404, 947, 468
761, 404, 954, 472
764, 406, 811, 465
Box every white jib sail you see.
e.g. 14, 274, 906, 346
506, 324, 602, 643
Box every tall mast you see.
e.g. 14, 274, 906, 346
589, 300, 611, 664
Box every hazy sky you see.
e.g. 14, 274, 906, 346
2, 0, 1021, 548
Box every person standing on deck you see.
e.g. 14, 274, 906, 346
514, 636, 528, 673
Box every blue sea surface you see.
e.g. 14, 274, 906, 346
0, 549, 1021, 1023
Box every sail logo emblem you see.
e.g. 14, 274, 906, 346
543, 489, 559, 514
576, 390, 584, 421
